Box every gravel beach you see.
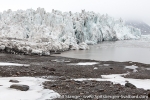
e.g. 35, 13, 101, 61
0, 53, 150, 100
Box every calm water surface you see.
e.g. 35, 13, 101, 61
53, 38, 150, 64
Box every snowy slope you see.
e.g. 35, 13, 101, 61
125, 20, 150, 35
0, 8, 141, 55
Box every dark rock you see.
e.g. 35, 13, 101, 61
10, 84, 29, 91
51, 84, 57, 87
49, 68, 56, 71
42, 67, 48, 70
125, 82, 136, 89
9, 80, 19, 83
24, 66, 28, 68
75, 81, 82, 84
79, 48, 84, 50
54, 52, 61, 54
98, 89, 104, 92
16, 72, 20, 75
110, 68, 113, 69
148, 93, 150, 98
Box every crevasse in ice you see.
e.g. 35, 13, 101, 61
0, 8, 141, 55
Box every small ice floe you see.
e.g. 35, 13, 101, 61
68, 62, 98, 65
0, 77, 60, 100
125, 65, 138, 72
74, 73, 150, 90
0, 62, 29, 66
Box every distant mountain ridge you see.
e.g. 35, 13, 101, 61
125, 20, 150, 34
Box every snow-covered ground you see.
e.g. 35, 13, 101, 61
0, 77, 60, 100
125, 65, 138, 72
74, 65, 150, 90
0, 8, 141, 55
74, 73, 150, 90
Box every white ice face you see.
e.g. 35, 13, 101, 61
0, 8, 141, 53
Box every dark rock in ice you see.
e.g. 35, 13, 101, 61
125, 82, 136, 89
9, 80, 19, 83
10, 84, 29, 91
148, 92, 150, 98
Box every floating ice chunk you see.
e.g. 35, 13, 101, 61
78, 42, 89, 50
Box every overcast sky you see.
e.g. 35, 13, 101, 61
0, 0, 150, 24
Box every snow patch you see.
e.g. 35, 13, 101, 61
0, 77, 60, 100
68, 62, 98, 65
94, 67, 98, 70
74, 73, 150, 90
146, 68, 150, 70
0, 62, 29, 66
125, 65, 138, 72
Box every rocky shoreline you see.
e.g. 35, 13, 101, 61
0, 53, 150, 100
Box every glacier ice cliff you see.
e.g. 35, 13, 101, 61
0, 8, 141, 55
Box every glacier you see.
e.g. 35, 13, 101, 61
0, 8, 141, 55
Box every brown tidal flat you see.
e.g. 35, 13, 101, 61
0, 53, 150, 100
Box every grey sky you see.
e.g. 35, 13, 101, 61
1, 0, 150, 24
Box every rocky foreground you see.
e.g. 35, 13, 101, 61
0, 53, 150, 100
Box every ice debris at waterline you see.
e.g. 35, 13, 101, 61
0, 8, 141, 55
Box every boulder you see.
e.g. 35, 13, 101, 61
125, 82, 136, 89
148, 92, 150, 98
10, 84, 29, 91
9, 80, 19, 83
